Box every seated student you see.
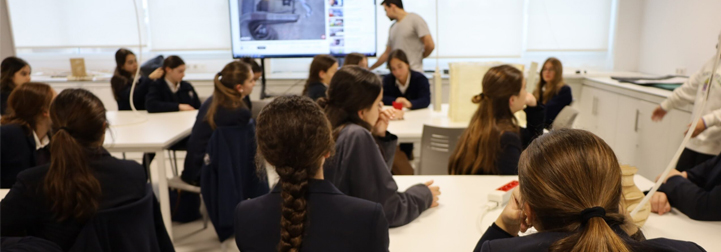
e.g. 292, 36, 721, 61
1, 89, 147, 251
302, 54, 338, 101
182, 61, 254, 185
448, 65, 544, 175
344, 52, 369, 69
235, 95, 389, 252
474, 129, 705, 252
1, 57, 32, 115
651, 154, 721, 221
110, 48, 163, 111
145, 55, 201, 113
381, 49, 430, 110
318, 66, 440, 227
533, 57, 572, 129
0, 83, 55, 188
239, 57, 263, 109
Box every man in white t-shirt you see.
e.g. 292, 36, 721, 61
370, 0, 434, 73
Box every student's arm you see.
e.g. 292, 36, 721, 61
381, 76, 397, 106
685, 155, 721, 188
520, 105, 545, 148
374, 131, 398, 170
370, 46, 392, 70
190, 87, 201, 109
659, 59, 711, 112
543, 85, 573, 127
1, 178, 42, 236
145, 81, 180, 113
473, 223, 514, 252
661, 176, 721, 221
496, 132, 522, 175
369, 203, 390, 252
111, 76, 131, 102
344, 130, 432, 227
408, 74, 431, 110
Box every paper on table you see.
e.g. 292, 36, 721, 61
630, 77, 688, 85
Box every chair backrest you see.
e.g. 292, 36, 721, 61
251, 98, 273, 120
551, 106, 579, 130
419, 124, 467, 175
69, 185, 173, 252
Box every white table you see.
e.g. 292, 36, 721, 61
391, 175, 721, 252
387, 104, 468, 143
104, 110, 198, 239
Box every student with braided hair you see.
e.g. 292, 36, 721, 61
234, 95, 389, 252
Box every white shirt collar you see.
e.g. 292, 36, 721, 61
165, 78, 179, 93
33, 131, 50, 150
395, 74, 411, 95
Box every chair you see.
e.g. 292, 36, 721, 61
551, 106, 579, 130
418, 125, 467, 175
69, 184, 174, 252
167, 177, 209, 230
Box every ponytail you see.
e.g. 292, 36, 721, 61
550, 212, 630, 252
45, 128, 102, 221
276, 166, 310, 252
205, 62, 251, 129
45, 89, 107, 221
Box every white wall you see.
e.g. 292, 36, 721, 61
636, 0, 721, 75
612, 0, 644, 72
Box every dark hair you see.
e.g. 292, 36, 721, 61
387, 49, 410, 69
1, 56, 30, 93
343, 53, 366, 66
45, 89, 107, 221
533, 57, 565, 104
110, 48, 135, 100
448, 65, 524, 175
255, 95, 334, 252
317, 66, 382, 136
520, 129, 630, 252
161, 55, 185, 78
302, 55, 337, 96
240, 57, 262, 73
206, 62, 251, 129
0, 83, 54, 134
381, 0, 403, 9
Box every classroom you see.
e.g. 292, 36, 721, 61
0, 0, 719, 251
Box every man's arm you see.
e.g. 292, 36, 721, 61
370, 46, 392, 70
421, 35, 435, 58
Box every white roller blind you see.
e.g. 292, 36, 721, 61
526, 0, 612, 51
147, 0, 231, 51
7, 0, 145, 48
438, 0, 524, 57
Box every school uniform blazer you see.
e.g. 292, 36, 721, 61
1, 148, 147, 251
324, 123, 432, 227
304, 82, 327, 101
660, 154, 721, 221
145, 79, 201, 113
0, 90, 9, 115
181, 97, 251, 184
488, 105, 545, 175
542, 85, 573, 129
111, 75, 152, 111
382, 70, 431, 110
473, 223, 705, 252
235, 179, 389, 252
0, 124, 50, 188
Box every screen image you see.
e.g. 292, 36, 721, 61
229, 0, 377, 58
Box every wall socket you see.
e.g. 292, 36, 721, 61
675, 67, 687, 76
188, 63, 206, 72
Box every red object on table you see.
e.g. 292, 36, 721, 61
392, 101, 403, 110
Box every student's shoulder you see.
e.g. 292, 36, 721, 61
499, 131, 522, 146
644, 238, 706, 252
559, 84, 572, 93
0, 123, 28, 136
338, 124, 375, 144
411, 70, 429, 81
15, 164, 51, 183
235, 193, 279, 218
97, 154, 146, 178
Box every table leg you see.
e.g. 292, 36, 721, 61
155, 150, 173, 240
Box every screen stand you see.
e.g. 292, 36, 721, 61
260, 58, 269, 99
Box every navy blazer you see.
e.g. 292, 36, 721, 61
235, 179, 389, 252
304, 82, 327, 101
111, 75, 152, 111
145, 79, 201, 113
660, 154, 721, 221
1, 148, 147, 251
0, 90, 9, 115
0, 124, 50, 188
542, 85, 573, 128
474, 223, 704, 252
382, 70, 431, 110
181, 97, 251, 184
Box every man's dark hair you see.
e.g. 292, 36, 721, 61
380, 0, 403, 9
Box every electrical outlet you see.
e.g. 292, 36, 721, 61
675, 67, 687, 76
